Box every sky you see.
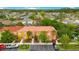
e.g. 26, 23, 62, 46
0, 7, 79, 10
0, 0, 79, 7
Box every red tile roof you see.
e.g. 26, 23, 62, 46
17, 26, 55, 32
0, 26, 23, 32
0, 26, 55, 32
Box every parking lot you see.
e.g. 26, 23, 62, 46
1, 45, 55, 51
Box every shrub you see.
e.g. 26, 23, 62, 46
18, 44, 30, 51
16, 22, 24, 26
0, 22, 5, 27
9, 18, 16, 21
0, 30, 17, 43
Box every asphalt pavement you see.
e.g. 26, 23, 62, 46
1, 45, 55, 51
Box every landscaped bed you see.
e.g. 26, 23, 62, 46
18, 44, 30, 51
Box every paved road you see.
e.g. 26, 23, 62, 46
2, 48, 18, 51
1, 45, 55, 51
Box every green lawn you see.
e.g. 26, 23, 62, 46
57, 44, 79, 51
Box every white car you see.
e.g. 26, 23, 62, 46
5, 44, 19, 49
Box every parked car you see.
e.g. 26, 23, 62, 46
5, 44, 19, 49
0, 44, 6, 50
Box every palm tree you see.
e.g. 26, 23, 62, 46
26, 31, 32, 42
39, 11, 45, 20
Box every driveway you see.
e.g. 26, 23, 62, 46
30, 45, 55, 51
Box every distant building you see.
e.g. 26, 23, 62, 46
0, 20, 12, 25
21, 15, 33, 25
74, 20, 79, 25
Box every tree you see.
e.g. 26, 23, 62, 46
77, 36, 79, 44
39, 18, 75, 40
65, 24, 76, 39
16, 22, 24, 26
55, 12, 65, 22
39, 18, 64, 35
0, 30, 17, 43
29, 14, 36, 25
39, 11, 45, 19
0, 22, 4, 27
25, 31, 32, 42
39, 18, 52, 26
26, 31, 32, 40
40, 11, 45, 17
29, 14, 40, 25
38, 31, 49, 43
72, 25, 79, 40
9, 18, 16, 21
0, 14, 6, 19
17, 32, 23, 41
59, 34, 71, 49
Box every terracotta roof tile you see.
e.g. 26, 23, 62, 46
0, 26, 23, 32
0, 26, 55, 32
17, 26, 55, 32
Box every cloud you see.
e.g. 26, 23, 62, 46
0, 7, 4, 9
69, 7, 75, 9
27, 7, 37, 10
